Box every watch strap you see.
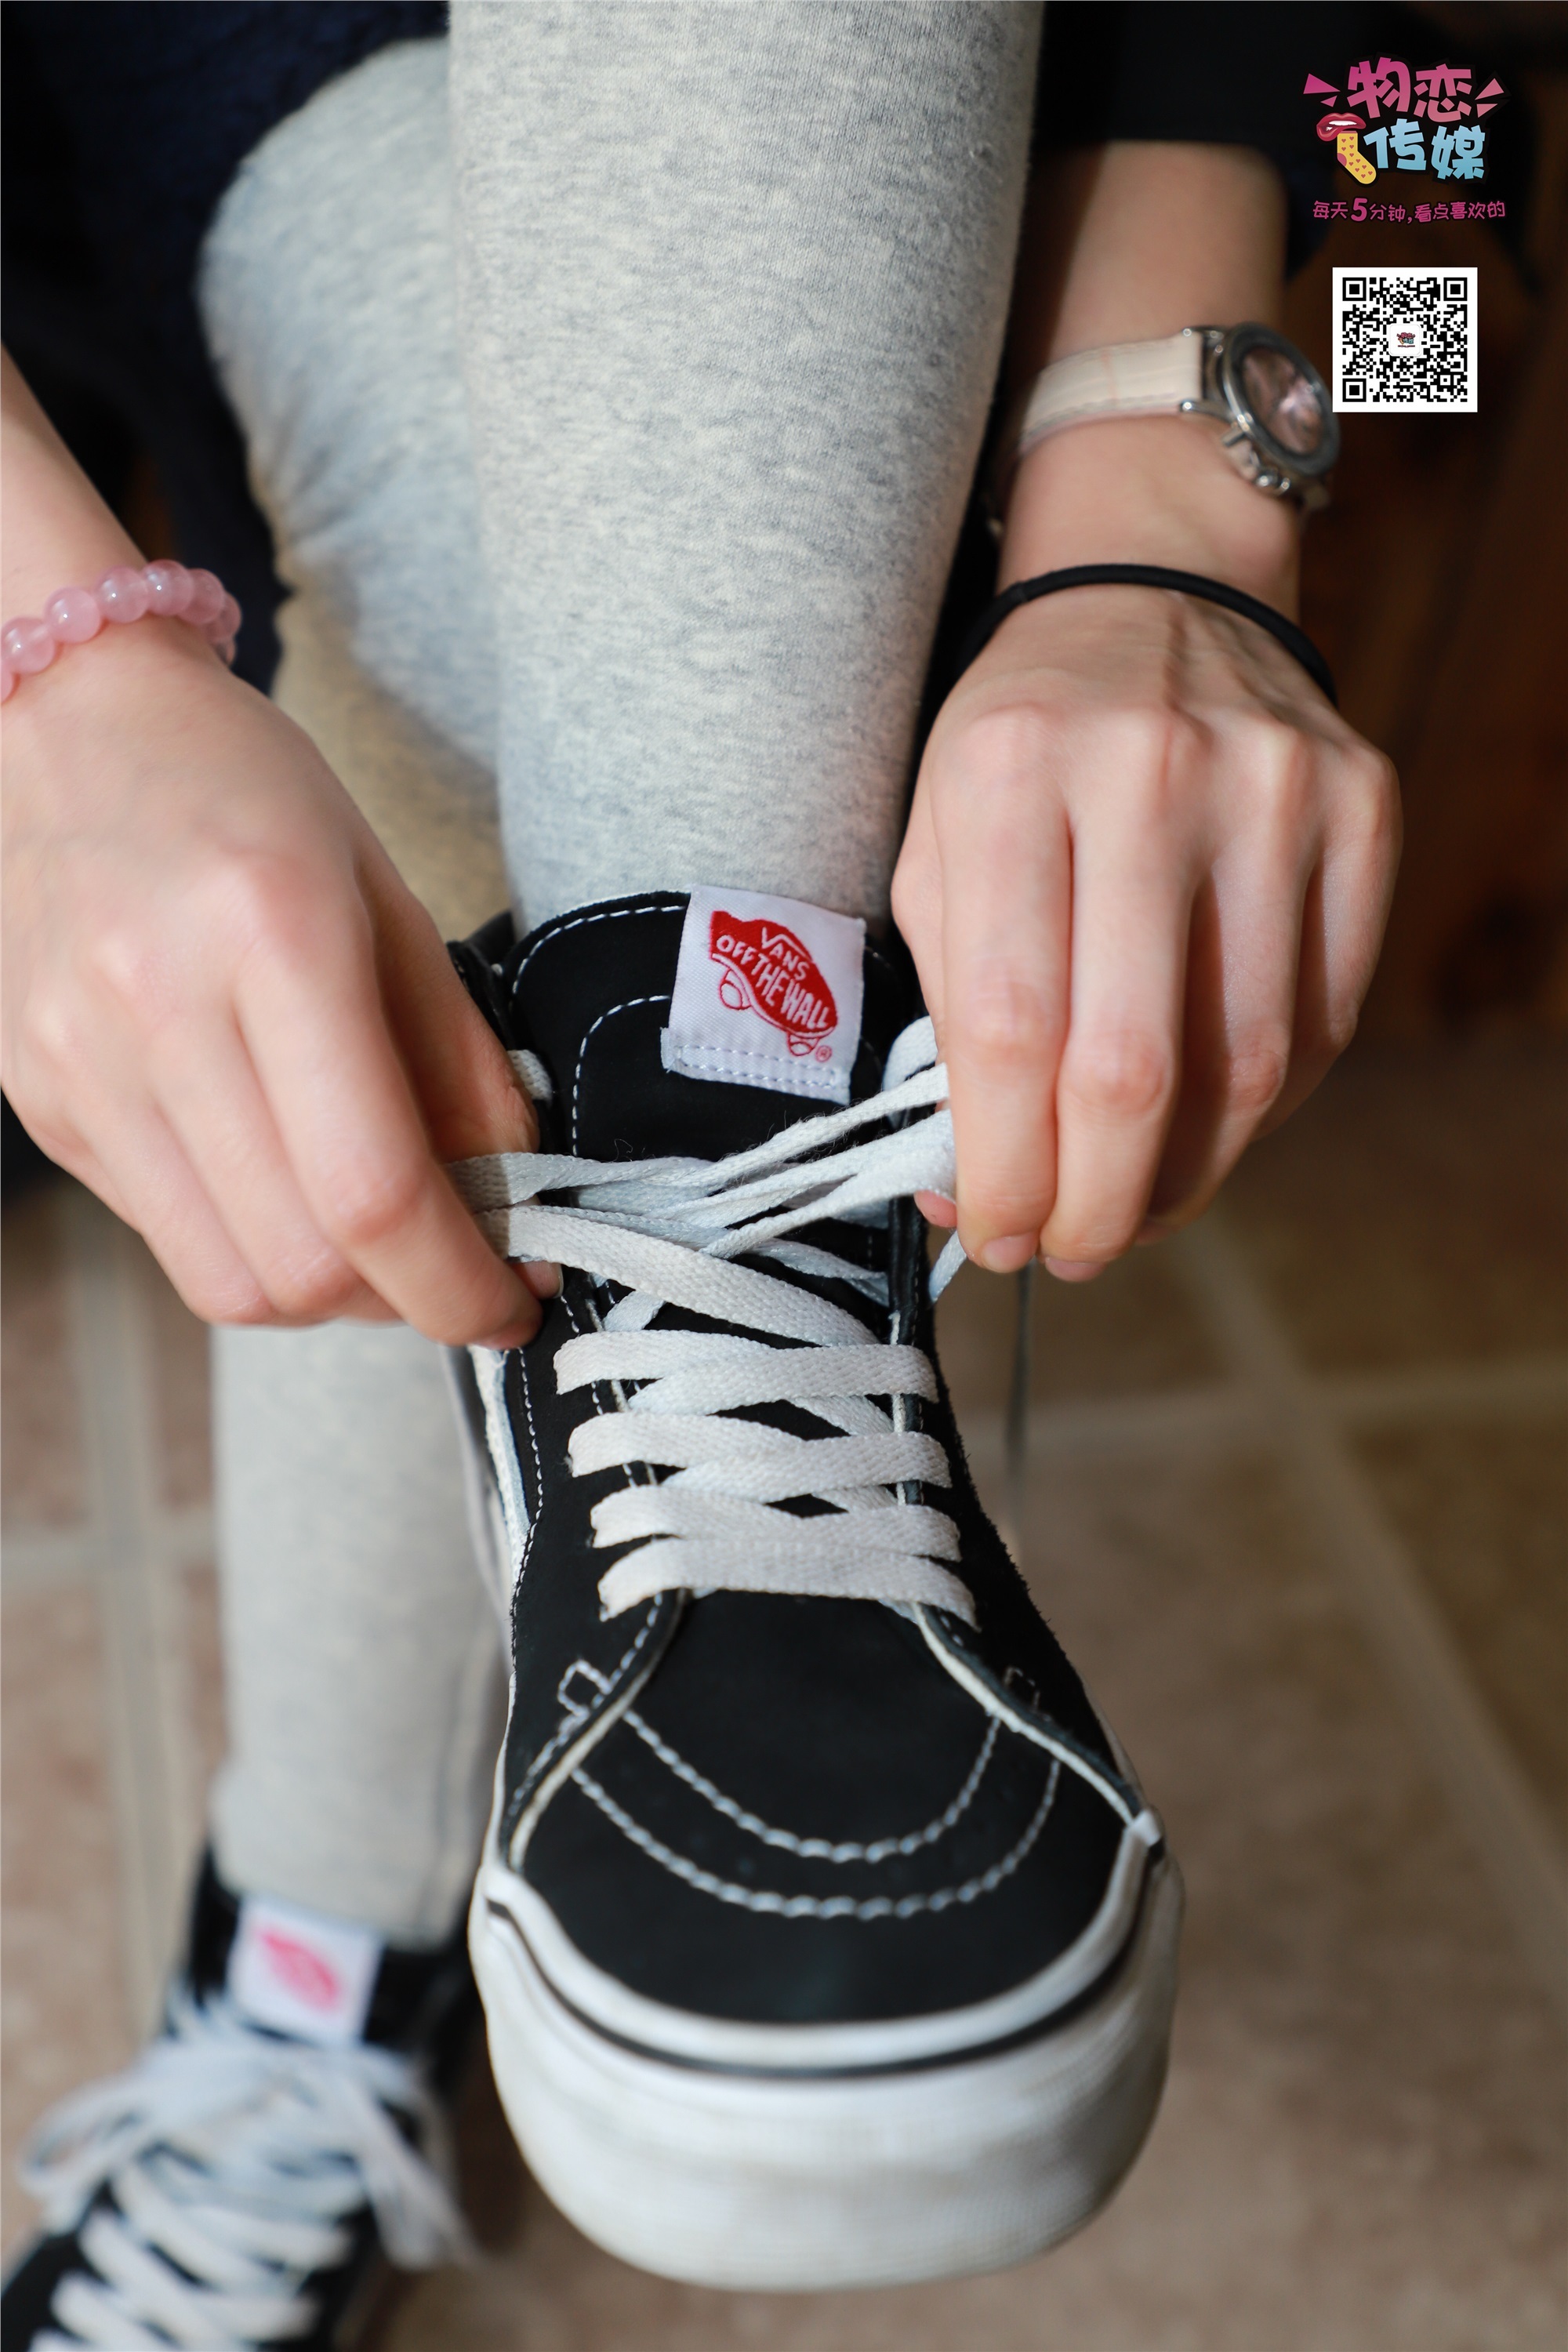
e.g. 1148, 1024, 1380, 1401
1014, 330, 1203, 463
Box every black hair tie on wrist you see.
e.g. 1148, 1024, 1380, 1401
953, 563, 1338, 708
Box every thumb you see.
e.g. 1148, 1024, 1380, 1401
375, 892, 559, 1303
419, 974, 539, 1164
366, 871, 538, 1164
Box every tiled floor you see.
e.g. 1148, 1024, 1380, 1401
4, 1037, 1565, 2349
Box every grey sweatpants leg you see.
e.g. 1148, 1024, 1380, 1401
208, 1323, 504, 1942
202, 43, 510, 1943
450, 0, 1040, 926
198, 9, 1037, 1940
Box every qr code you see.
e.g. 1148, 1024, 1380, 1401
1333, 267, 1477, 413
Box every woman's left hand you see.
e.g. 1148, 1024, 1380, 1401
891, 568, 1400, 1279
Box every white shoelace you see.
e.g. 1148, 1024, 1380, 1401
20, 1991, 470, 2350
451, 1017, 975, 1621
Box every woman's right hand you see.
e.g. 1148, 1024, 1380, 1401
2, 617, 544, 1345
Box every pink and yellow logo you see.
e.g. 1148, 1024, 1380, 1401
1304, 60, 1504, 184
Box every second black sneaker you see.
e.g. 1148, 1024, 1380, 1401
3, 1857, 476, 2350
448, 889, 1181, 2291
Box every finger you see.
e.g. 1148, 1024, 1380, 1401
150, 1005, 393, 1323
915, 1192, 958, 1228
366, 870, 538, 1161
930, 713, 1072, 1272
893, 800, 960, 1242
234, 885, 539, 1348
1143, 739, 1399, 1225
366, 873, 557, 1301
894, 797, 967, 1239
1257, 751, 1400, 1138
1040, 810, 1190, 1269
0, 1093, 136, 1225
891, 782, 946, 1034
65, 1087, 274, 1324
1142, 839, 1308, 1231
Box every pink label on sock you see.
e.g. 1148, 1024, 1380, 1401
661, 887, 865, 1105
229, 1896, 383, 2045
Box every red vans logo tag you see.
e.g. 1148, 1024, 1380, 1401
230, 1896, 382, 2043
663, 887, 865, 1104
256, 1929, 341, 2010
709, 913, 837, 1059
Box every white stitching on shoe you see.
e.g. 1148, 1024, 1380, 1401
568, 1755, 1061, 1920
508, 900, 900, 1000
570, 994, 671, 1151
510, 902, 902, 1131
516, 1354, 545, 1563
517, 1615, 660, 1809
913, 1607, 1150, 1831
514, 1293, 663, 1806
510, 900, 688, 993
617, 1707, 1000, 1863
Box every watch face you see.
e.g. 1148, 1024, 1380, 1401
1219, 326, 1339, 479
1238, 346, 1327, 457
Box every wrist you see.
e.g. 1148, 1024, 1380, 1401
998, 414, 1300, 612
1, 424, 143, 622
2, 604, 229, 754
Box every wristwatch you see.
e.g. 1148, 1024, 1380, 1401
997, 323, 1339, 511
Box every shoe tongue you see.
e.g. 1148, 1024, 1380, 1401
505, 890, 912, 1160
226, 1895, 386, 2047
186, 1854, 474, 2055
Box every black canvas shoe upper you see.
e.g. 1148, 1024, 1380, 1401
2, 1857, 476, 2352
452, 895, 1164, 2048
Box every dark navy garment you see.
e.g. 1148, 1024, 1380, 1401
1034, 4, 1373, 269
2, 2, 445, 686
2, 1, 1362, 693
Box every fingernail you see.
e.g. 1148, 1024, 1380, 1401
1043, 1256, 1105, 1283
914, 1191, 958, 1229
521, 1259, 561, 1299
978, 1233, 1038, 1274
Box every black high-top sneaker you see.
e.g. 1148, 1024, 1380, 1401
3, 1857, 477, 2350
447, 889, 1181, 2292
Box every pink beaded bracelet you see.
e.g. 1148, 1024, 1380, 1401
0, 562, 242, 703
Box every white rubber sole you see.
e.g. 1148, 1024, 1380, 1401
470, 1853, 1182, 2290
